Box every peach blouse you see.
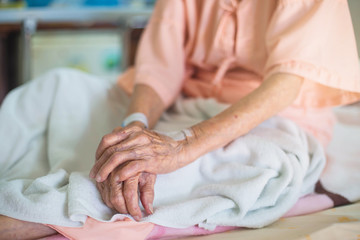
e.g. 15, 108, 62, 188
118, 0, 360, 145
121, 0, 360, 108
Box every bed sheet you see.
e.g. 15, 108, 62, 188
178, 103, 360, 240
180, 201, 360, 240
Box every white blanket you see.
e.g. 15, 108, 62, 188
0, 69, 325, 229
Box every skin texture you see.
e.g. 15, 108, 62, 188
0, 215, 56, 240
92, 124, 188, 180
90, 72, 304, 220
96, 171, 156, 221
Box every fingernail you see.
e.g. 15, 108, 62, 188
89, 171, 94, 179
134, 215, 141, 221
96, 175, 102, 182
148, 203, 154, 214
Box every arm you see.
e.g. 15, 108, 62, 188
124, 84, 166, 129
91, 72, 303, 221
185, 72, 303, 162
92, 72, 303, 181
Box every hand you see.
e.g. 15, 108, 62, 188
96, 170, 156, 221
90, 123, 190, 183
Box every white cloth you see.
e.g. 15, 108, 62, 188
322, 105, 360, 202
0, 69, 325, 229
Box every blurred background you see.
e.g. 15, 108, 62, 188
0, 0, 359, 104
0, 0, 154, 103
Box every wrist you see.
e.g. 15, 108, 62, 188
178, 128, 199, 166
183, 126, 207, 161
121, 112, 149, 128
127, 121, 147, 129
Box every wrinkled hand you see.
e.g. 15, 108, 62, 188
90, 124, 189, 183
96, 169, 156, 221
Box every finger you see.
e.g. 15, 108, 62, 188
95, 132, 128, 160
97, 182, 114, 209
109, 179, 128, 214
105, 183, 114, 209
91, 147, 134, 180
93, 150, 141, 182
123, 173, 142, 221
95, 125, 145, 160
115, 160, 147, 182
90, 131, 150, 180
112, 127, 123, 133
90, 131, 130, 179
139, 173, 156, 215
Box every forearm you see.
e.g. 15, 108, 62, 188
125, 84, 166, 129
183, 73, 304, 162
92, 73, 303, 182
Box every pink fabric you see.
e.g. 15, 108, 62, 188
48, 218, 154, 240
43, 234, 69, 240
146, 225, 238, 240
119, 0, 360, 109
283, 193, 334, 218
50, 193, 334, 240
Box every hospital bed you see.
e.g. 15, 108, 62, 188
42, 99, 360, 240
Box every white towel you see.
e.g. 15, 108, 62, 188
0, 69, 325, 229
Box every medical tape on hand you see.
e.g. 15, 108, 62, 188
165, 128, 193, 141
181, 129, 193, 138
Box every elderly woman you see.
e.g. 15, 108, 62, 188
1, 0, 360, 239
90, 0, 360, 221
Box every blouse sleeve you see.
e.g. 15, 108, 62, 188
265, 0, 360, 107
134, 0, 186, 108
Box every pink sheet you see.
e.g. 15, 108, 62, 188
47, 193, 334, 240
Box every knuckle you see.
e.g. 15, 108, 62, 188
108, 146, 117, 155
112, 127, 122, 132
129, 161, 141, 172
130, 148, 141, 158
105, 146, 119, 159
138, 134, 151, 144
127, 176, 138, 184
101, 134, 111, 144
114, 154, 127, 167
108, 152, 122, 167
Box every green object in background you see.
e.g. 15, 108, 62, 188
103, 51, 120, 71
0, 0, 25, 8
